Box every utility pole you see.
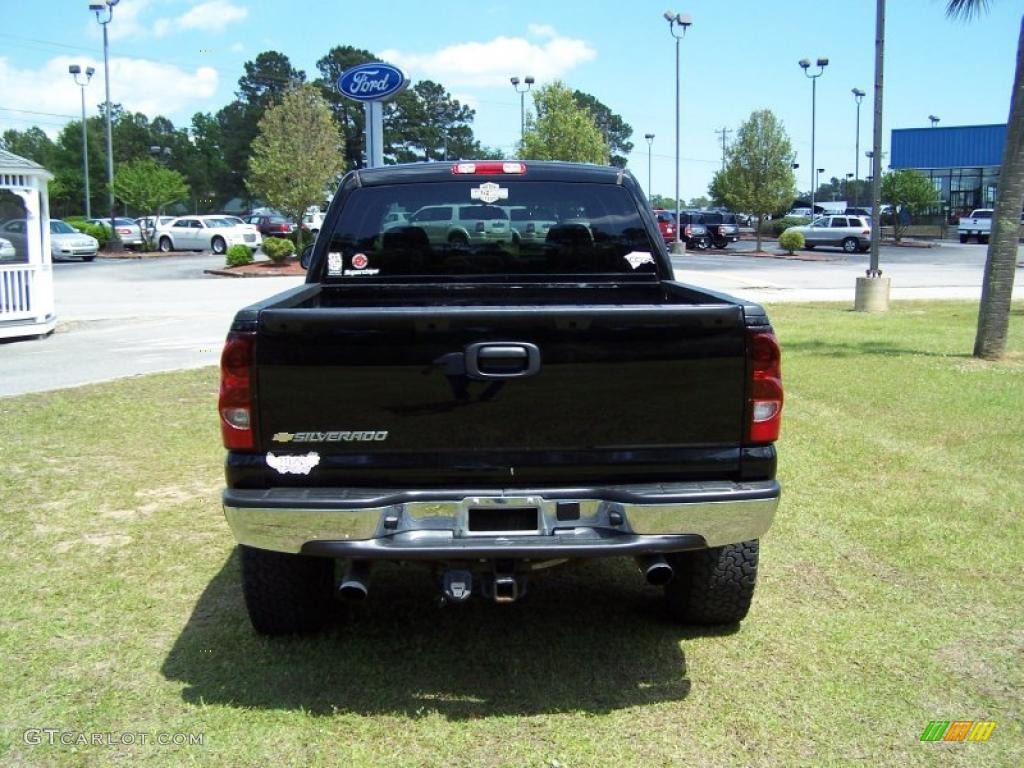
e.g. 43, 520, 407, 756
714, 126, 732, 171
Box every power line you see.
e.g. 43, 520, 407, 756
0, 32, 100, 54
0, 106, 79, 119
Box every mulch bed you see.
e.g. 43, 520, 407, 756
204, 258, 304, 277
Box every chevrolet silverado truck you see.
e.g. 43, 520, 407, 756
958, 209, 992, 243
219, 161, 783, 635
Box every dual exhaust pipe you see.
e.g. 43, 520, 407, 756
340, 556, 674, 605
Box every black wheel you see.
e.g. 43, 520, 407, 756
240, 545, 336, 635
712, 235, 728, 249
82, 255, 96, 262
959, 234, 968, 244
159, 237, 172, 253
842, 237, 859, 254
448, 231, 468, 246
211, 236, 226, 255
804, 243, 815, 250
663, 540, 759, 625
695, 237, 709, 251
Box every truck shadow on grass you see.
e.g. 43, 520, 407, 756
161, 549, 736, 718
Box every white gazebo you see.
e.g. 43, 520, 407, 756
0, 148, 56, 338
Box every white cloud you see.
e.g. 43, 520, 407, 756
230, 42, 244, 53
380, 29, 596, 88
0, 56, 218, 131
154, 0, 249, 37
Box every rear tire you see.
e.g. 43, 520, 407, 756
842, 237, 859, 254
663, 540, 759, 625
240, 545, 335, 636
159, 237, 172, 253
448, 231, 468, 246
211, 236, 226, 255
959, 234, 968, 243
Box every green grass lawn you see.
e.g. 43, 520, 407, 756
1, 301, 1021, 767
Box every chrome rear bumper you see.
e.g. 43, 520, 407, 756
223, 480, 779, 558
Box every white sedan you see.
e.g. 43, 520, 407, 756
155, 215, 261, 254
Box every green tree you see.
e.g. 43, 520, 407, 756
246, 85, 344, 247
571, 90, 634, 167
650, 194, 681, 211
880, 169, 938, 241
388, 80, 480, 163
521, 81, 608, 164
708, 110, 796, 251
687, 196, 710, 209
1, 127, 57, 167
111, 159, 189, 241
948, 0, 1024, 359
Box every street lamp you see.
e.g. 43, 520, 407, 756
817, 168, 825, 209
664, 10, 693, 254
644, 133, 655, 201
90, 0, 121, 251
799, 57, 828, 221
928, 114, 940, 127
852, 88, 865, 206
510, 76, 534, 153
68, 64, 95, 218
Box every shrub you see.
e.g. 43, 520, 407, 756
759, 216, 811, 237
262, 236, 295, 264
69, 220, 110, 249
225, 244, 253, 267
778, 229, 805, 254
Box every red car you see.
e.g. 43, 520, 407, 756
653, 209, 678, 243
245, 214, 296, 238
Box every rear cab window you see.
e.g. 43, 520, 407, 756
321, 180, 660, 280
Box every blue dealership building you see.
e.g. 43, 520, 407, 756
890, 123, 1006, 217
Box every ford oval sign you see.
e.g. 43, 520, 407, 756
337, 63, 408, 102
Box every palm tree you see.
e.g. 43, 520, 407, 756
947, 1, 1024, 359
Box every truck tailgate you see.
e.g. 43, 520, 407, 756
252, 294, 748, 486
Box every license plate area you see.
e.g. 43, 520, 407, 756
467, 507, 539, 534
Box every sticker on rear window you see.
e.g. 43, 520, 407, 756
624, 251, 655, 269
327, 252, 343, 276
470, 182, 508, 204
351, 253, 369, 269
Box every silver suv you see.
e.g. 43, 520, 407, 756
784, 215, 872, 253
408, 204, 513, 246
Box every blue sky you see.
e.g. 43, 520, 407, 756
1, 0, 1020, 201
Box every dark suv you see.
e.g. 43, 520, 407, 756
702, 212, 740, 249
679, 212, 710, 250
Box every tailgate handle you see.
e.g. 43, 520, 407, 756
465, 342, 541, 379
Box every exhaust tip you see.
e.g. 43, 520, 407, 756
338, 580, 368, 601
638, 555, 674, 586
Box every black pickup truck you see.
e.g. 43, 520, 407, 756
219, 161, 783, 635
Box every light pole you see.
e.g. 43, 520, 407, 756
845, 172, 854, 202
90, 0, 121, 251
817, 168, 825, 210
68, 64, 95, 218
644, 133, 655, 201
799, 57, 828, 221
664, 10, 693, 254
852, 88, 865, 206
928, 114, 940, 127
510, 76, 534, 153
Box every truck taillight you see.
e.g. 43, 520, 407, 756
746, 331, 783, 444
684, 225, 692, 237
219, 332, 256, 450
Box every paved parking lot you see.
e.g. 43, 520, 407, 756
2, 242, 1020, 397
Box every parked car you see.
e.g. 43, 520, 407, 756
0, 236, 15, 261
217, 215, 263, 246
302, 210, 326, 234
155, 215, 261, 254
135, 215, 176, 238
679, 211, 711, 250
701, 212, 740, 249
50, 219, 99, 261
652, 209, 678, 244
782, 215, 872, 253
407, 203, 514, 245
87, 217, 144, 248
503, 205, 559, 243
246, 214, 296, 238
